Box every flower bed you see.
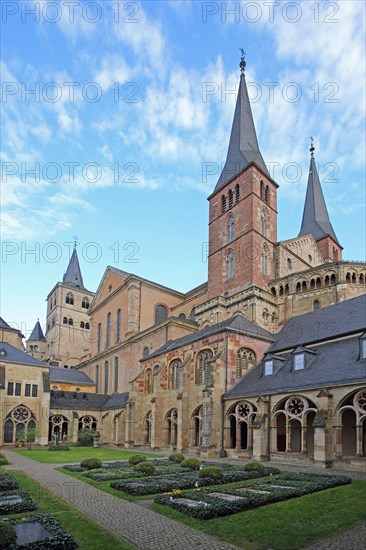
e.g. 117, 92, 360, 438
111, 467, 278, 496
0, 490, 37, 515
84, 463, 185, 482
0, 473, 19, 491
7, 513, 77, 549
154, 472, 351, 519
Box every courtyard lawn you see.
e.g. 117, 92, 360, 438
8, 472, 132, 549
14, 447, 160, 463
153, 480, 366, 550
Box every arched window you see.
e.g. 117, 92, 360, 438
164, 408, 178, 447
226, 250, 235, 279
236, 348, 256, 377
228, 189, 233, 208
178, 313, 186, 320
114, 357, 119, 393
82, 297, 89, 309
78, 415, 97, 431
104, 361, 109, 394
235, 183, 240, 203
106, 312, 111, 349
4, 406, 36, 444
63, 317, 68, 325
196, 349, 213, 385
261, 245, 268, 275
155, 304, 168, 325
313, 300, 320, 310
143, 346, 149, 358
221, 195, 227, 213
85, 322, 90, 330
264, 185, 269, 204
260, 180, 264, 199
95, 365, 99, 392
190, 307, 196, 321
68, 318, 73, 326
169, 359, 182, 390
116, 309, 121, 343
227, 214, 235, 243
260, 209, 267, 237
66, 292, 74, 305
80, 321, 85, 328
146, 369, 153, 394
97, 323, 102, 353
287, 258, 292, 270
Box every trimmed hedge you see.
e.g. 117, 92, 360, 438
0, 458, 10, 466
48, 445, 70, 451
84, 463, 184, 482
134, 462, 156, 475
80, 458, 102, 470
8, 513, 77, 549
180, 458, 201, 470
0, 490, 37, 515
169, 453, 185, 463
0, 521, 17, 548
244, 461, 265, 472
154, 472, 352, 519
199, 466, 224, 480
63, 464, 88, 473
111, 467, 279, 496
128, 455, 147, 466
0, 473, 19, 491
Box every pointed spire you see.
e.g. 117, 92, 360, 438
298, 140, 339, 243
63, 246, 85, 289
214, 51, 269, 192
28, 320, 46, 342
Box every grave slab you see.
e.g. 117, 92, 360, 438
208, 492, 244, 502
14, 522, 51, 545
0, 495, 22, 506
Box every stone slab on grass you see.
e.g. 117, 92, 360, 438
14, 522, 51, 545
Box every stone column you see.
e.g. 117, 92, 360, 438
286, 422, 291, 452
356, 424, 364, 457
301, 423, 307, 453
125, 280, 141, 338
201, 389, 215, 457
334, 425, 342, 458
125, 401, 135, 447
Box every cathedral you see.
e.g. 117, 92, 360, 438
1, 57, 365, 470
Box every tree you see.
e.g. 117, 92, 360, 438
16, 427, 40, 450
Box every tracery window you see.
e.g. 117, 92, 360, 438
196, 349, 213, 384
236, 348, 256, 377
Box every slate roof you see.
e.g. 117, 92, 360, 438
268, 294, 366, 353
146, 314, 274, 360
48, 366, 95, 385
0, 317, 12, 329
298, 154, 339, 243
28, 321, 46, 342
225, 337, 366, 399
63, 247, 86, 289
0, 342, 48, 367
214, 72, 269, 193
50, 390, 129, 411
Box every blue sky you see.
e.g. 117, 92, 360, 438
1, 0, 365, 338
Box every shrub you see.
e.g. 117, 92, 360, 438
0, 472, 19, 491
180, 458, 201, 470
0, 522, 17, 549
244, 461, 265, 472
77, 427, 95, 447
0, 457, 9, 466
128, 454, 147, 465
169, 452, 185, 463
199, 466, 224, 480
80, 458, 102, 470
0, 490, 37, 514
133, 462, 156, 475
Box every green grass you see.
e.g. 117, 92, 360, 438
153, 480, 366, 550
8, 472, 132, 549
14, 447, 159, 463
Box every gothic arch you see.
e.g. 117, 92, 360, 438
3, 405, 37, 444
164, 408, 178, 447
334, 388, 366, 458
191, 405, 202, 447
226, 400, 257, 452
273, 396, 317, 455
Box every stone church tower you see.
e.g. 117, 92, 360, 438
44, 246, 94, 368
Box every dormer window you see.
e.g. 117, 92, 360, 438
361, 335, 366, 360
264, 359, 273, 376
293, 353, 305, 371
0, 348, 6, 357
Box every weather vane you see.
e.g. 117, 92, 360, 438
72, 235, 79, 249
239, 48, 246, 73
310, 137, 315, 156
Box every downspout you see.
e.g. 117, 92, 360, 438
267, 394, 271, 461
220, 331, 229, 458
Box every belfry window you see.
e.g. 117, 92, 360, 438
264, 185, 269, 204
227, 214, 235, 243
221, 195, 227, 213
235, 183, 240, 203
228, 189, 233, 208
66, 292, 74, 305
261, 209, 267, 237
82, 297, 89, 309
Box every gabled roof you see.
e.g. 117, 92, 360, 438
225, 336, 365, 399
214, 65, 269, 193
0, 342, 48, 367
298, 148, 340, 244
268, 294, 366, 353
63, 247, 86, 289
50, 390, 129, 411
48, 366, 95, 385
145, 314, 274, 360
28, 321, 46, 342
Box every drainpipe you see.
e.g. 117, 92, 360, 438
267, 394, 271, 461
220, 331, 229, 458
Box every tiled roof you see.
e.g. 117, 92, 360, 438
50, 390, 129, 411
48, 366, 95, 385
0, 342, 47, 367
28, 321, 46, 342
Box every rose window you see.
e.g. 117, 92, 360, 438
52, 416, 63, 425
12, 407, 30, 422
355, 391, 366, 413
83, 416, 92, 426
287, 398, 305, 417
237, 403, 251, 419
